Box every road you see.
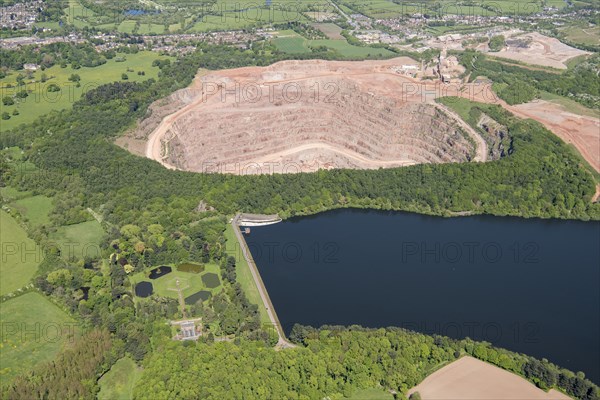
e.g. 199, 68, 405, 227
231, 214, 295, 349
329, 0, 351, 24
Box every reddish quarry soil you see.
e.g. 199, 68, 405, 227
490, 32, 589, 70
455, 84, 600, 173
135, 58, 487, 174
123, 57, 598, 180
510, 100, 599, 172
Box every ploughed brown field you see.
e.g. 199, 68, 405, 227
408, 356, 571, 400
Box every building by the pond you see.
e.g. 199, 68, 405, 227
171, 318, 203, 341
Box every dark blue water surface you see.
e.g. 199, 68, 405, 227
246, 209, 600, 383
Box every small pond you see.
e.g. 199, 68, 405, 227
177, 263, 205, 274
149, 266, 172, 279
135, 281, 153, 298
201, 273, 220, 289
185, 290, 211, 305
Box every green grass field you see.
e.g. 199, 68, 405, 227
273, 36, 310, 53
97, 357, 142, 400
0, 210, 42, 295
63, 0, 97, 29
560, 25, 600, 47
0, 51, 172, 132
12, 195, 53, 228
310, 39, 394, 57
48, 220, 104, 260
347, 388, 394, 399
0, 292, 77, 385
224, 225, 270, 324
137, 22, 167, 34
118, 20, 138, 33
271, 30, 395, 58
341, 0, 549, 18
130, 263, 223, 300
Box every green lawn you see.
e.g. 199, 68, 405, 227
98, 357, 142, 400
12, 195, 53, 228
347, 388, 394, 399
0, 292, 77, 385
312, 23, 343, 39
0, 51, 172, 132
271, 30, 394, 58
0, 210, 42, 295
310, 39, 394, 57
130, 263, 223, 300
48, 220, 104, 260
224, 225, 269, 324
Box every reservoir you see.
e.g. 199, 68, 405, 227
245, 209, 600, 383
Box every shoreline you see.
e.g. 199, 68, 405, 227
230, 214, 295, 349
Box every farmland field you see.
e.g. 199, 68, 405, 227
48, 220, 104, 260
0, 52, 172, 132
0, 210, 42, 295
312, 23, 344, 39
0, 292, 77, 385
271, 30, 395, 57
560, 25, 600, 47
97, 357, 142, 400
117, 20, 138, 33
63, 0, 97, 29
338, 0, 548, 18
273, 36, 310, 53
309, 39, 394, 57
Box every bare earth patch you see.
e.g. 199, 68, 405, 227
408, 356, 571, 400
122, 57, 597, 180
135, 58, 488, 174
510, 100, 599, 172
489, 32, 589, 70
454, 84, 600, 174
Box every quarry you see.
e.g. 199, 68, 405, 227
124, 58, 486, 174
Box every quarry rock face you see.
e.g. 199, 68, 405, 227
143, 58, 478, 174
